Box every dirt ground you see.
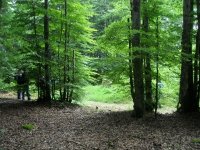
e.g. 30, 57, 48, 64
0, 99, 200, 150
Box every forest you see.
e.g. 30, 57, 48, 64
1, 0, 200, 149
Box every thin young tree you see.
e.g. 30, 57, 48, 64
63, 0, 68, 101
155, 17, 159, 118
32, 0, 42, 100
128, 18, 134, 101
58, 6, 64, 101
143, 0, 153, 111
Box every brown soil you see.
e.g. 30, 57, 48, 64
0, 99, 200, 150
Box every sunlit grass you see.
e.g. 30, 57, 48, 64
82, 84, 131, 104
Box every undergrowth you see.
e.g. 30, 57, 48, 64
82, 84, 131, 104
82, 84, 178, 108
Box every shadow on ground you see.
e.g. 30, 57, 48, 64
1, 99, 200, 150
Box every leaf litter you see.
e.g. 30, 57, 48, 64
0, 99, 200, 150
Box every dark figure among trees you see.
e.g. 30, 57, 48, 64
16, 70, 30, 100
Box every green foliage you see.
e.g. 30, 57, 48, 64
83, 84, 131, 104
22, 123, 35, 131
0, 0, 189, 111
0, 79, 15, 91
192, 138, 200, 143
95, 0, 182, 110
0, 0, 96, 101
153, 66, 180, 108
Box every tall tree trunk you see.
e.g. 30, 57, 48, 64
179, 0, 195, 112
195, 0, 200, 109
131, 0, 144, 117
66, 27, 70, 102
155, 17, 159, 118
32, 0, 41, 100
69, 48, 75, 103
128, 18, 134, 101
43, 0, 51, 102
143, 0, 153, 111
63, 0, 68, 101
58, 9, 63, 101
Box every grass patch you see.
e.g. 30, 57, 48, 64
159, 97, 177, 108
22, 123, 35, 131
82, 83, 178, 109
82, 84, 131, 104
192, 138, 200, 143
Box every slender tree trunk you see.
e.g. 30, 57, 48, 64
128, 18, 134, 101
33, 1, 41, 100
194, 30, 198, 109
143, 0, 153, 111
43, 0, 51, 102
179, 0, 195, 112
63, 0, 68, 101
194, 48, 198, 100
69, 48, 75, 103
58, 9, 63, 101
131, 0, 144, 117
155, 17, 159, 118
195, 0, 200, 109
66, 27, 70, 102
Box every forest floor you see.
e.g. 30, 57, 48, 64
1, 97, 200, 149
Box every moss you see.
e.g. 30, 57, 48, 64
22, 123, 35, 131
192, 138, 200, 143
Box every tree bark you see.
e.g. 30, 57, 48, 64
63, 0, 68, 101
128, 18, 134, 101
195, 0, 200, 109
0, 0, 2, 10
131, 0, 144, 117
69, 48, 75, 103
43, 0, 51, 102
179, 0, 195, 112
58, 8, 63, 101
155, 17, 159, 118
32, 0, 41, 100
143, 0, 153, 111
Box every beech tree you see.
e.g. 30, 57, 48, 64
179, 0, 199, 112
143, 0, 153, 111
195, 0, 200, 109
43, 0, 51, 102
131, 0, 145, 117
